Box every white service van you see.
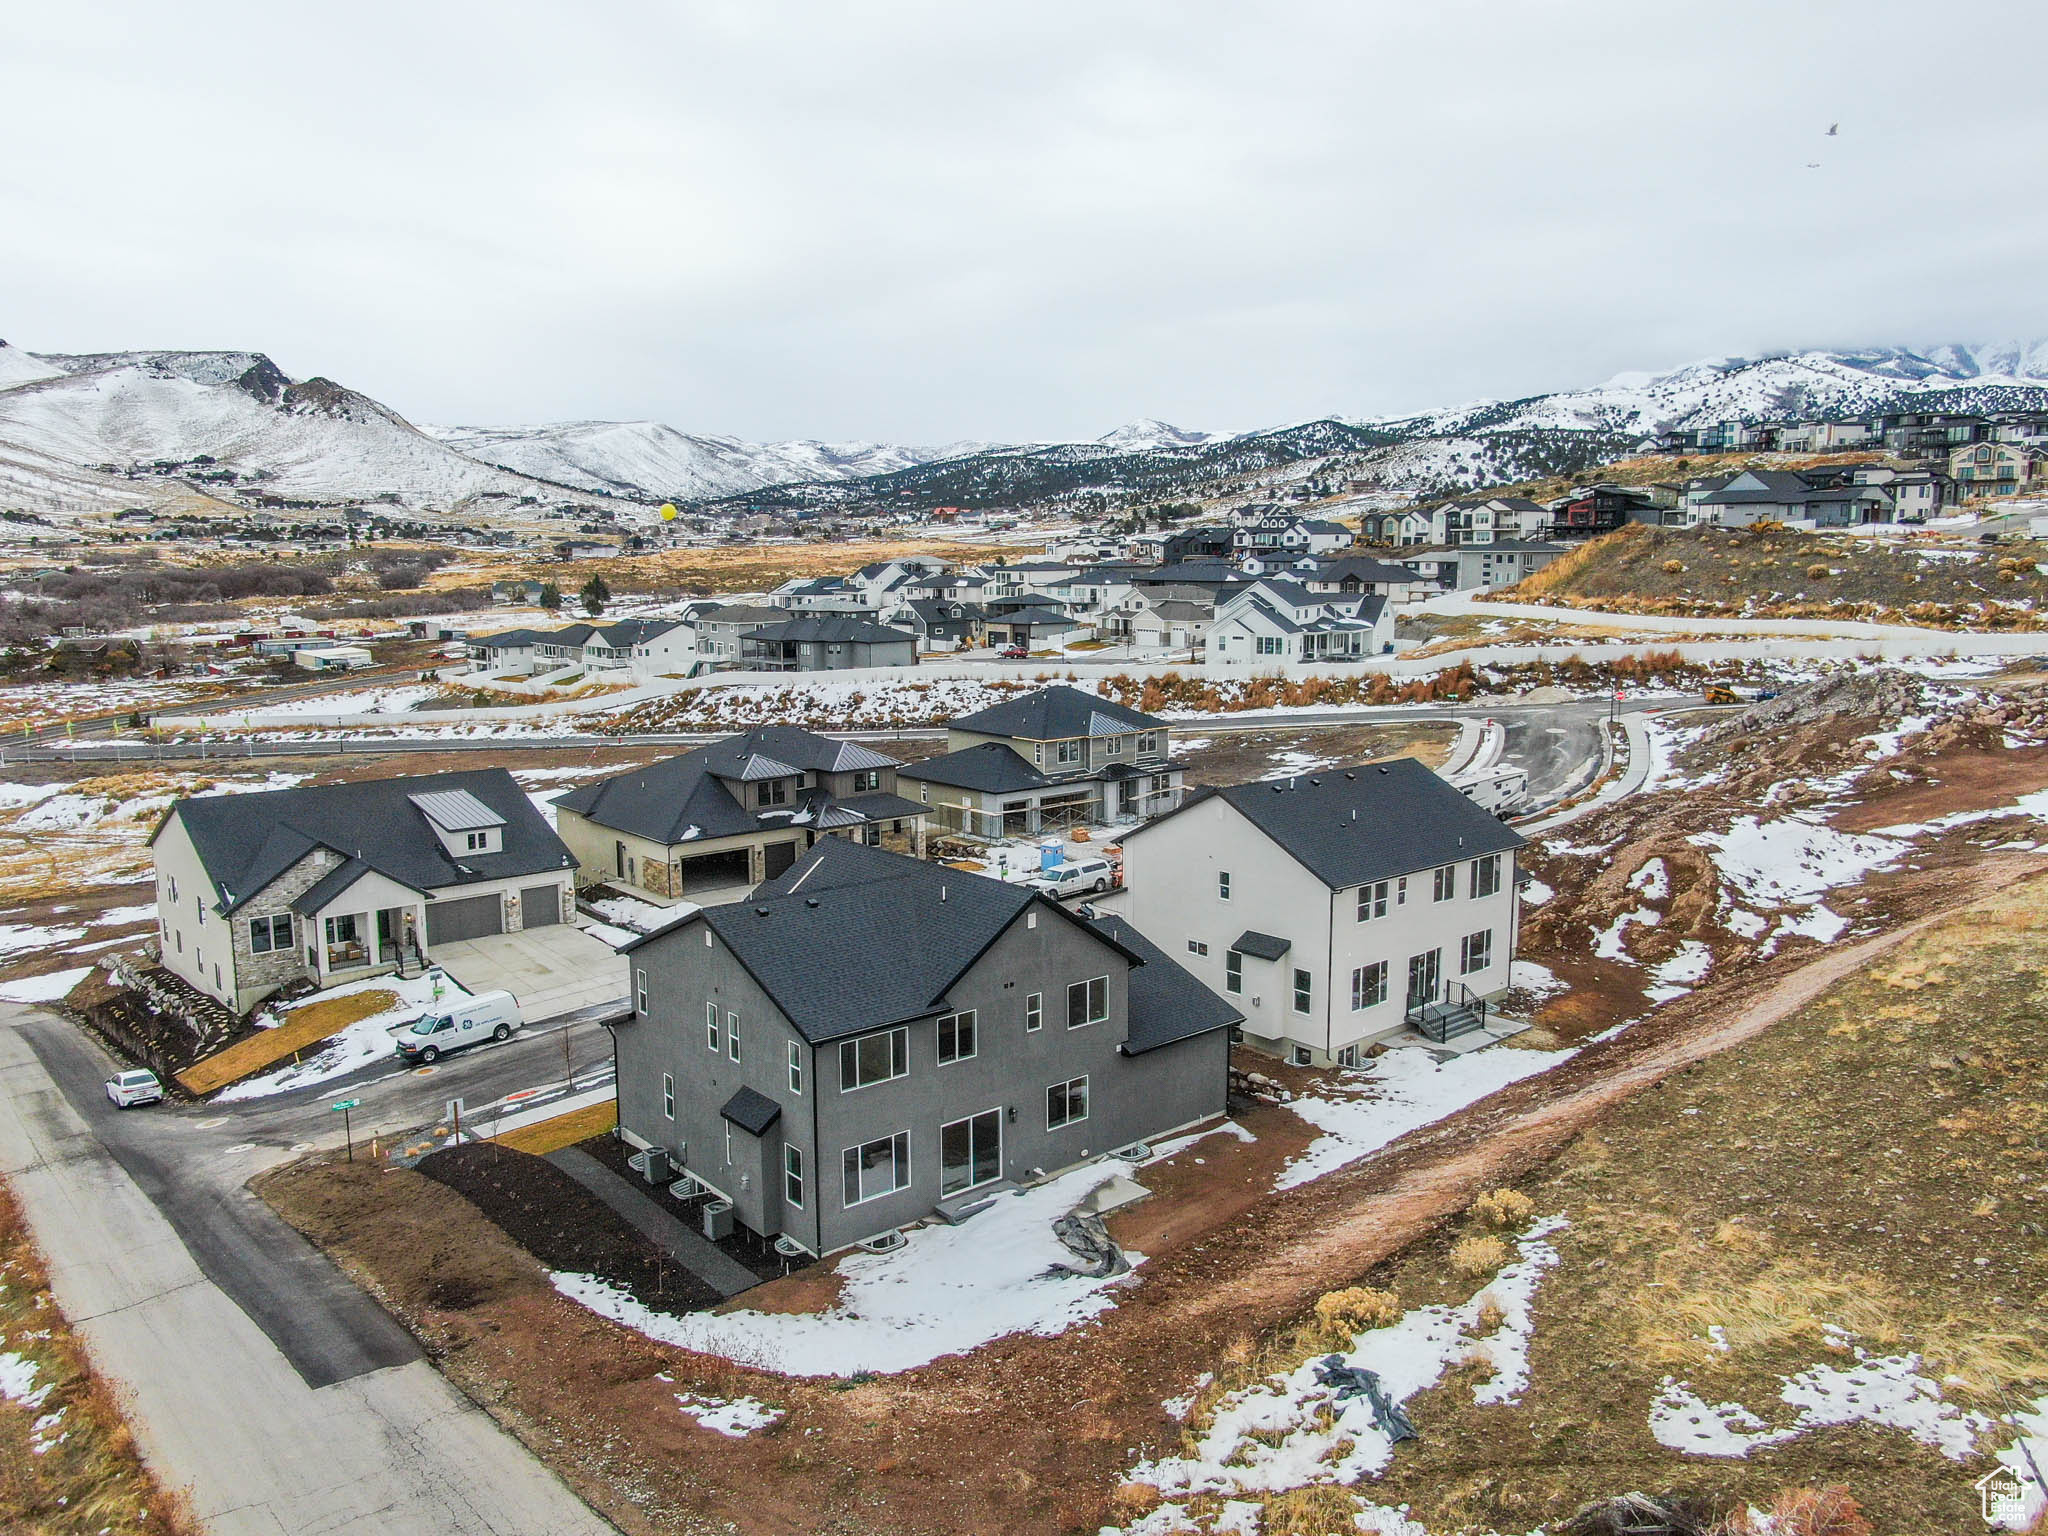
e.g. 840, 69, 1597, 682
391, 990, 523, 1064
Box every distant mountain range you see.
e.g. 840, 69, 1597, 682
1, 338, 2044, 522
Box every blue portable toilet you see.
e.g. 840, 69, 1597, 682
1039, 839, 1064, 873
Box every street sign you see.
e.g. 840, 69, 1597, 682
331, 1098, 361, 1111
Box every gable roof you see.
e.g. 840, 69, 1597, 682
951, 684, 1162, 741
555, 727, 901, 844
628, 841, 1139, 1046
895, 743, 1053, 794
742, 616, 914, 645
1083, 913, 1242, 1053
162, 768, 573, 916
1122, 756, 1525, 890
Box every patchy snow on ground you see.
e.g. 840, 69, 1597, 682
1126, 1219, 1565, 1500
216, 972, 473, 1101
245, 683, 445, 717
525, 789, 568, 828
90, 903, 155, 926
1647, 941, 1713, 1002
587, 894, 694, 933
1519, 876, 1553, 906
0, 1351, 51, 1409
1507, 958, 1565, 1002
0, 783, 62, 811
1277, 1046, 1572, 1191
0, 967, 89, 1003
1877, 785, 2048, 839
674, 1392, 783, 1436
1650, 1346, 1995, 1463
1995, 1393, 2048, 1530
1627, 857, 1670, 900
0, 923, 86, 960
581, 920, 639, 951
1593, 905, 1661, 960
1146, 1121, 1257, 1163
555, 1162, 1146, 1376
1262, 749, 1340, 780
1692, 813, 1906, 909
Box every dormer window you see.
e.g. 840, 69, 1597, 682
758, 779, 789, 807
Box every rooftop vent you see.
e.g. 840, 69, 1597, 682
755, 906, 770, 917
805, 897, 820, 908
1377, 765, 1389, 774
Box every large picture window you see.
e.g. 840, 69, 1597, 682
1461, 929, 1494, 974
842, 1131, 910, 1206
940, 1109, 1002, 1196
1351, 961, 1388, 1010
936, 1010, 977, 1064
839, 1027, 909, 1091
1066, 976, 1108, 1029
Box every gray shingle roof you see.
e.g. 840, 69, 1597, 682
163, 768, 573, 916
720, 1086, 782, 1136
1084, 913, 1240, 1054
1124, 756, 1525, 891
951, 685, 1162, 741
896, 744, 1053, 794
1232, 930, 1291, 961
742, 616, 915, 645
627, 841, 1139, 1047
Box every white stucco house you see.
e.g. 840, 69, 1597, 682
1203, 578, 1392, 665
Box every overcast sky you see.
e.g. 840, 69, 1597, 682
7, 1, 2045, 444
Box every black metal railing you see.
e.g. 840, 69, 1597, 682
1405, 982, 1488, 1043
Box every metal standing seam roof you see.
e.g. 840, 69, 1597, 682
408, 789, 507, 831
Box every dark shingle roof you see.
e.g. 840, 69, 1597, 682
720, 1087, 782, 1136
742, 616, 914, 645
629, 841, 1138, 1047
1232, 930, 1291, 961
554, 727, 901, 845
163, 768, 573, 916
896, 744, 1053, 794
1124, 756, 1525, 891
951, 684, 1162, 741
475, 628, 548, 649
1086, 913, 1242, 1054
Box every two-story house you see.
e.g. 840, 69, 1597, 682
611, 839, 1240, 1253
1117, 758, 1526, 1066
149, 770, 580, 1014
896, 685, 1183, 838
1203, 578, 1391, 664
554, 727, 930, 902
1951, 441, 2046, 501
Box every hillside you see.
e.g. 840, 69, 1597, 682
1498, 522, 2048, 628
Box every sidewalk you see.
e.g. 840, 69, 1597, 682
0, 1013, 615, 1536
547, 1146, 761, 1297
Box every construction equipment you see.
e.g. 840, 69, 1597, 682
1703, 684, 1739, 705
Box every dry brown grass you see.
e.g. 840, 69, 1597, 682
1312, 1285, 1402, 1344
492, 1099, 619, 1155
1258, 1483, 1360, 1535
0, 1179, 202, 1535
435, 537, 1039, 598
1448, 1234, 1510, 1278
178, 988, 398, 1095
1469, 1186, 1535, 1230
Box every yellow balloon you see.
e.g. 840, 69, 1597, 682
659, 503, 679, 521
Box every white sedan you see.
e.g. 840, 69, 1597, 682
105, 1069, 164, 1108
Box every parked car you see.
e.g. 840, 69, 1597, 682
999, 645, 1029, 659
1025, 856, 1116, 898
391, 990, 524, 1064
105, 1068, 163, 1108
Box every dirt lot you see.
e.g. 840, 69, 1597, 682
1174, 721, 1456, 786
429, 536, 1040, 598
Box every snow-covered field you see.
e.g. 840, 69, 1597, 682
250, 683, 445, 716
555, 1161, 1147, 1377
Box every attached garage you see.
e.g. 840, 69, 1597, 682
520, 884, 563, 928
426, 893, 503, 945
677, 847, 751, 895
762, 840, 799, 880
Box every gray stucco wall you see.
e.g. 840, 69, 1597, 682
617, 902, 1231, 1254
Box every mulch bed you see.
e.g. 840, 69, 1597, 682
573, 1133, 794, 1286
416, 1140, 721, 1313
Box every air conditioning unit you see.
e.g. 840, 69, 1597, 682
702, 1200, 735, 1241
641, 1147, 670, 1185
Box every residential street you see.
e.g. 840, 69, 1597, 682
0, 1005, 616, 1536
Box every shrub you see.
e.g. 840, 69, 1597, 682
1473, 1297, 1507, 1335
1662, 560, 1685, 574
1450, 1235, 1511, 1278
1766, 1486, 1872, 1536
1106, 1482, 1163, 1521
1807, 564, 1831, 580
1471, 1187, 1536, 1229
1313, 1286, 1402, 1340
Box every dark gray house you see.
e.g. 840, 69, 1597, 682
740, 615, 917, 671
613, 840, 1239, 1254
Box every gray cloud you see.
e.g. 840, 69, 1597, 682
6, 0, 2044, 442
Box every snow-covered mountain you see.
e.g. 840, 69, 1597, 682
421, 419, 977, 502
1094, 418, 1216, 452
0, 341, 584, 517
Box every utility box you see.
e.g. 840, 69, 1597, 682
702, 1200, 735, 1241
641, 1147, 670, 1185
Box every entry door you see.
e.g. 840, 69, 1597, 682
1117, 779, 1139, 816
1406, 949, 1442, 1009
940, 1108, 1002, 1196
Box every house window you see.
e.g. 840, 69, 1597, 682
1066, 976, 1108, 1029
851, 769, 881, 793
936, 1010, 978, 1064
1256, 635, 1284, 655
940, 1108, 1002, 1196
636, 968, 648, 1014
1047, 1075, 1090, 1129
1187, 939, 1209, 956
1105, 735, 1122, 755
1352, 961, 1388, 1010
465, 831, 488, 851
1218, 871, 1232, 901
1025, 992, 1043, 1032
788, 1040, 804, 1095
1225, 950, 1243, 994
1396, 876, 1408, 905
862, 824, 881, 846
1054, 740, 1081, 766
661, 1073, 674, 1119
728, 1011, 741, 1062
1356, 880, 1388, 922
1433, 865, 1456, 901
839, 1027, 910, 1090
1471, 854, 1502, 898
758, 779, 788, 807
1337, 1044, 1360, 1069
706, 1002, 720, 1052
842, 1131, 910, 1206
1461, 930, 1494, 974
167, 875, 178, 903
248, 914, 292, 954
1292, 968, 1313, 1014
784, 1145, 804, 1208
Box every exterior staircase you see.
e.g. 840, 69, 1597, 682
1406, 983, 1489, 1044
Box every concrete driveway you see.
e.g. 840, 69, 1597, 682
433, 923, 629, 1021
